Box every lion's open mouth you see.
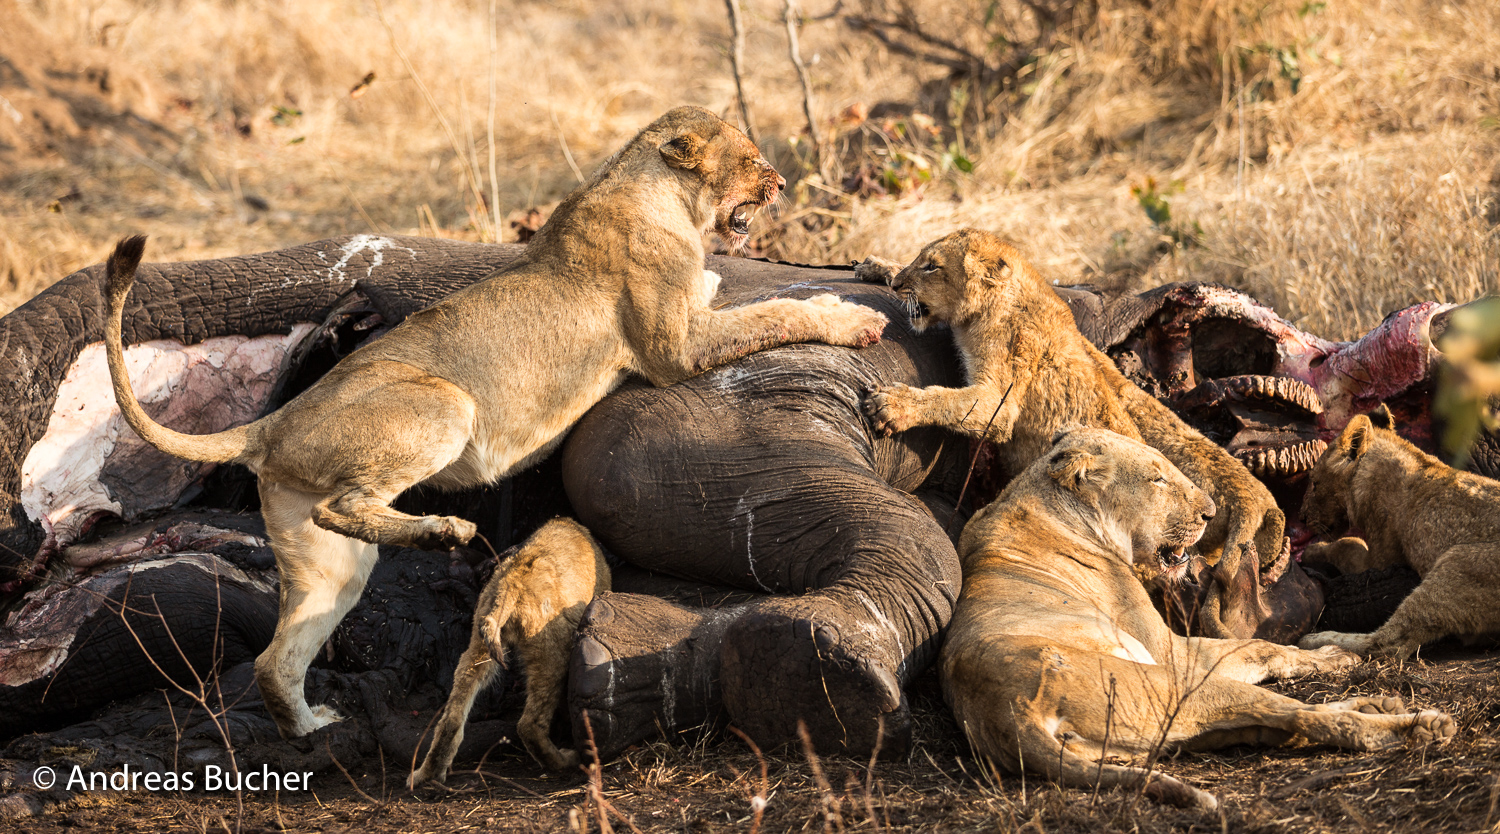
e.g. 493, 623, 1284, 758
1157, 542, 1191, 571
729, 202, 760, 236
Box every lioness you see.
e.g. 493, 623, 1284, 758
1298, 413, 1500, 658
408, 518, 608, 788
103, 106, 888, 739
942, 427, 1456, 811
859, 229, 1286, 636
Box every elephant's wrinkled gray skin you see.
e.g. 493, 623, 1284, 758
0, 237, 1479, 775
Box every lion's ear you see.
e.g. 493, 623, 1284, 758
661, 132, 708, 169
964, 248, 1001, 287
1048, 447, 1111, 496
1340, 415, 1373, 460
1367, 403, 1395, 431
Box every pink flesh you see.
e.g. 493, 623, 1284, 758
1161, 285, 1452, 434
19, 326, 314, 550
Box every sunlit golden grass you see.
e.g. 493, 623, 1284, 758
1, 0, 1496, 341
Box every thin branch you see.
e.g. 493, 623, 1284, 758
724, 0, 758, 143
783, 0, 826, 178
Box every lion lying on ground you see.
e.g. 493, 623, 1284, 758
409, 518, 609, 787
941, 427, 1456, 811
103, 106, 888, 739
1298, 413, 1500, 658
858, 229, 1286, 637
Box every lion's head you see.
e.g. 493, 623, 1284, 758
1043, 427, 1216, 580
887, 228, 1040, 332
632, 106, 784, 247
1301, 413, 1381, 535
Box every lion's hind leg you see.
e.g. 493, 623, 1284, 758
516, 612, 585, 771
408, 628, 503, 788
255, 484, 380, 738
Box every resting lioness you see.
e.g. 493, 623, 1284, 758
942, 427, 1456, 811
859, 229, 1286, 637
103, 106, 888, 739
409, 518, 609, 788
1298, 413, 1500, 658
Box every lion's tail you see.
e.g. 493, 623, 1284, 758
104, 236, 255, 465
1010, 717, 1219, 812
480, 560, 522, 667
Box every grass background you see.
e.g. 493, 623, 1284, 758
1, 0, 1496, 339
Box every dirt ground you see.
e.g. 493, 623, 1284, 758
11, 644, 1498, 834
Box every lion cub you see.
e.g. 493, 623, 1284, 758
943, 427, 1454, 811
1299, 413, 1500, 658
408, 519, 610, 788
859, 229, 1287, 637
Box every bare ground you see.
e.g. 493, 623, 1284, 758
12, 645, 1498, 834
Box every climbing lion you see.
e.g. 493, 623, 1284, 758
103, 106, 888, 739
1299, 413, 1500, 658
859, 229, 1287, 637
409, 518, 609, 787
941, 427, 1456, 811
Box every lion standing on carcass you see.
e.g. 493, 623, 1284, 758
103, 106, 888, 740
941, 428, 1456, 811
858, 229, 1287, 637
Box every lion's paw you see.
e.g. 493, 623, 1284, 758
1316, 695, 1405, 715
1308, 644, 1363, 671
854, 257, 901, 285
806, 295, 887, 347
414, 516, 477, 551
863, 384, 921, 437
1298, 630, 1372, 656
1407, 709, 1457, 745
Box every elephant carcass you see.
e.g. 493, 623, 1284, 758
0, 235, 526, 588
1058, 282, 1487, 639
0, 236, 1467, 765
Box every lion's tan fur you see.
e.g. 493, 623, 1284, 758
1299, 414, 1500, 658
408, 518, 609, 787
859, 229, 1286, 635
102, 106, 888, 739
941, 428, 1455, 812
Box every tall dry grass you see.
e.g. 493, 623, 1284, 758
1, 0, 1496, 339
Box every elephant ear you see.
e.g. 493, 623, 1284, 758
661, 132, 708, 169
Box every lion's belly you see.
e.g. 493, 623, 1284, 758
430, 363, 631, 488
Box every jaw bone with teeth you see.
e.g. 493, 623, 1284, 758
1059, 282, 1459, 481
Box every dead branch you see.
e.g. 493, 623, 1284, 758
783, 0, 826, 178
724, 0, 758, 143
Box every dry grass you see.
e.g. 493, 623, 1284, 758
2, 0, 1497, 335
13, 649, 1500, 833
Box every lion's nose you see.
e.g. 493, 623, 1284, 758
1200, 493, 1217, 522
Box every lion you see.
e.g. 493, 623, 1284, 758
941, 427, 1456, 812
858, 229, 1286, 637
1298, 412, 1500, 658
103, 106, 889, 739
408, 518, 609, 788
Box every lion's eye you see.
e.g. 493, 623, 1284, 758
921, 262, 939, 273
1151, 476, 1169, 486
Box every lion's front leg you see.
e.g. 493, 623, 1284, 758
862, 382, 1020, 443
640, 296, 888, 385
1175, 634, 1359, 684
